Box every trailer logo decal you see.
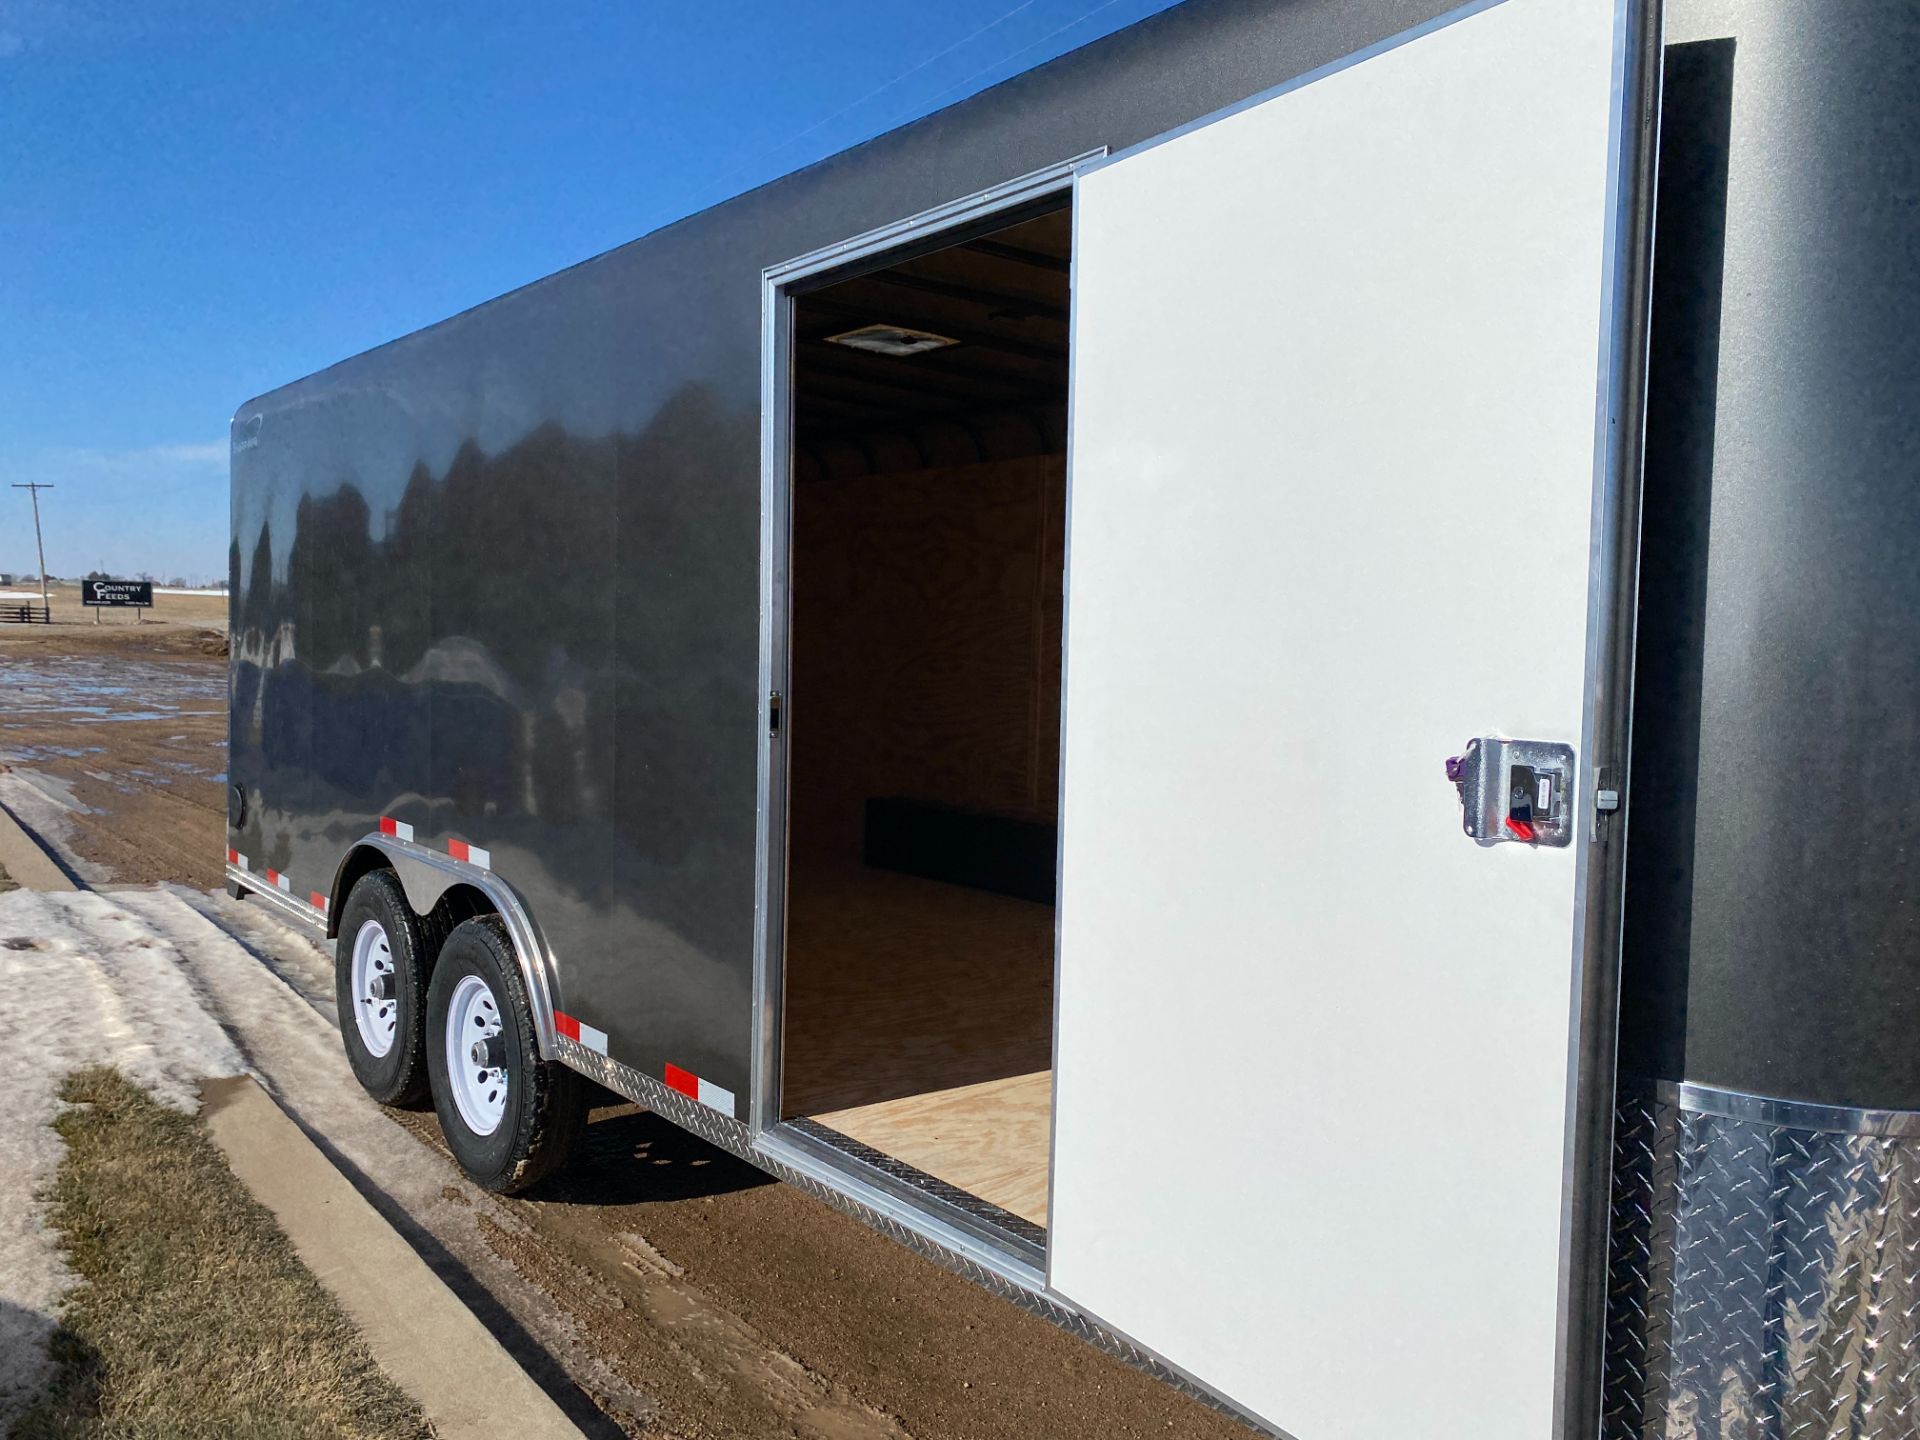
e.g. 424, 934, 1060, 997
554, 1011, 608, 1055
447, 838, 491, 869
664, 1062, 737, 1119
378, 816, 415, 843
264, 868, 291, 893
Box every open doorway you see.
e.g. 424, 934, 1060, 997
778, 201, 1071, 1241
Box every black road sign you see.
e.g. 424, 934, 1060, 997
82, 580, 153, 608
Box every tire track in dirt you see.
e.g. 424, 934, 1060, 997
393, 1105, 915, 1440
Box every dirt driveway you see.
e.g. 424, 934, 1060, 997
0, 609, 1252, 1440
0, 588, 227, 888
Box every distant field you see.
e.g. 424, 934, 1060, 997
1, 582, 229, 630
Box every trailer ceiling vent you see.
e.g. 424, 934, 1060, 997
825, 323, 960, 358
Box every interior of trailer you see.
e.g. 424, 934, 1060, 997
781, 203, 1070, 1235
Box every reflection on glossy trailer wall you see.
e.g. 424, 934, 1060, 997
227, 0, 1920, 1435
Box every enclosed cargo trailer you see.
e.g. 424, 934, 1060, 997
226, 0, 1920, 1434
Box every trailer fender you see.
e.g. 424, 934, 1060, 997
329, 833, 561, 1059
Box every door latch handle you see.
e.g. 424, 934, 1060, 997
1445, 736, 1576, 847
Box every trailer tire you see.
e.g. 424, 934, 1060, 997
335, 868, 436, 1107
426, 915, 583, 1194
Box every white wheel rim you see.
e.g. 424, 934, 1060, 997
446, 973, 508, 1137
349, 919, 399, 1058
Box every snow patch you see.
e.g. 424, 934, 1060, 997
2, 882, 654, 1427
0, 890, 244, 1426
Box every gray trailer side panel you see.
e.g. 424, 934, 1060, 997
228, 0, 1463, 1105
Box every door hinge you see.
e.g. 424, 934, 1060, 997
768, 690, 783, 739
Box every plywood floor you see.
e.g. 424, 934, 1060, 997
812, 1072, 1052, 1226
783, 862, 1054, 1227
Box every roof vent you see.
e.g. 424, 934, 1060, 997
825, 324, 959, 358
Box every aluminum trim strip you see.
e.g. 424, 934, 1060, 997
782, 1116, 1046, 1268
762, 152, 1103, 286
754, 154, 1093, 1140
755, 1126, 1045, 1294
1555, 3, 1661, 1436
752, 241, 792, 1139
227, 863, 327, 932
1657, 1078, 1920, 1139
1042, 157, 1084, 1278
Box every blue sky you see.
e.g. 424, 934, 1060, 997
0, 0, 1178, 582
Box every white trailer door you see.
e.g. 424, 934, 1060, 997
1049, 2, 1639, 1436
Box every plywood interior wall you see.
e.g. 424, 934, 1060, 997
787, 453, 1067, 863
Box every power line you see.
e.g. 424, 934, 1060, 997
901, 0, 1131, 120
687, 0, 1048, 208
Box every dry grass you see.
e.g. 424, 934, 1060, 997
8, 583, 228, 631
11, 1068, 432, 1440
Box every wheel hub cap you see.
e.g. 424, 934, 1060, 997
349, 919, 398, 1059
446, 973, 508, 1137
468, 1034, 504, 1070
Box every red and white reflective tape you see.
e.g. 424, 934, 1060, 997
447, 838, 491, 869
553, 1011, 607, 1054
229, 850, 325, 915
378, 817, 490, 869
665, 1062, 737, 1120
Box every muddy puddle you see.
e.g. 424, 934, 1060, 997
0, 651, 228, 887
1, 659, 225, 782
0, 657, 224, 723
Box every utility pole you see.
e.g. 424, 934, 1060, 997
11, 483, 53, 615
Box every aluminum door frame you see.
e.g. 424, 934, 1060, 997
1563, 4, 1660, 1430
1040, 2, 1660, 1436
751, 152, 1096, 1168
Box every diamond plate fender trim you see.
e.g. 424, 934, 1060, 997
783, 1115, 1048, 1265
1666, 1080, 1920, 1138
1603, 1079, 1920, 1440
